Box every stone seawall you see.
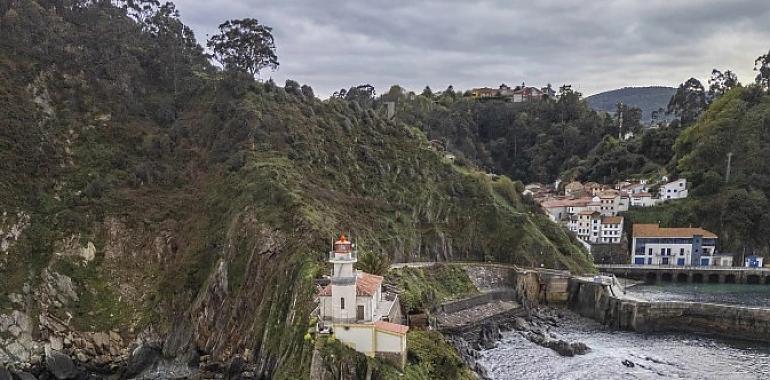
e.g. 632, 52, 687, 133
567, 278, 770, 342
435, 290, 517, 315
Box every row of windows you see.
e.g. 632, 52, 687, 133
642, 247, 712, 256
636, 238, 716, 245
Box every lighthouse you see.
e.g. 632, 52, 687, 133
316, 234, 409, 368
329, 234, 357, 323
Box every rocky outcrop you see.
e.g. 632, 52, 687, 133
477, 322, 502, 350
510, 310, 590, 357
0, 212, 29, 254
45, 351, 79, 379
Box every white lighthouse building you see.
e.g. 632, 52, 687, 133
317, 235, 408, 368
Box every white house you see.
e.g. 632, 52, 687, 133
622, 181, 648, 195
630, 192, 657, 207
599, 216, 624, 244
659, 179, 688, 201
576, 212, 623, 244
597, 190, 622, 216
631, 224, 718, 266
317, 235, 408, 368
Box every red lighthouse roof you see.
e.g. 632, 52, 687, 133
335, 234, 349, 245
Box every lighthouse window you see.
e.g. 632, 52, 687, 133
340, 298, 345, 310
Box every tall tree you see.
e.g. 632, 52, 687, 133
667, 78, 706, 124
344, 84, 376, 107
207, 18, 278, 77
421, 86, 433, 98
708, 69, 739, 101
756, 49, 770, 91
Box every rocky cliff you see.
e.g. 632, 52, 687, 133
0, 1, 592, 378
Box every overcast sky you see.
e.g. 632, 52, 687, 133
174, 0, 770, 97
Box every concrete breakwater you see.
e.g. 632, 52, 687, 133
568, 278, 770, 342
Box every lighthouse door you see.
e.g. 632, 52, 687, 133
356, 305, 365, 321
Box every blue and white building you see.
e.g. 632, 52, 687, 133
631, 224, 718, 266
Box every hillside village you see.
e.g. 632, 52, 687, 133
525, 177, 689, 258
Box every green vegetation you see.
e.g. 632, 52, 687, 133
665, 85, 770, 253
398, 331, 476, 380
619, 81, 770, 256
386, 265, 478, 312
0, 1, 592, 378
388, 86, 616, 184
560, 125, 683, 184
356, 248, 391, 276
315, 333, 474, 380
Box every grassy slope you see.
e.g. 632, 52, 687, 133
0, 2, 594, 377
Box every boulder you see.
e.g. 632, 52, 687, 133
4, 342, 29, 362
478, 322, 501, 350
125, 344, 161, 377
92, 332, 110, 353
50, 336, 64, 351
0, 367, 12, 380
226, 356, 245, 379
46, 351, 80, 379
570, 342, 589, 355
551, 340, 575, 357
12, 371, 37, 380
512, 317, 530, 331
524, 332, 589, 357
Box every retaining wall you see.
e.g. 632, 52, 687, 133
435, 290, 517, 314
568, 278, 770, 342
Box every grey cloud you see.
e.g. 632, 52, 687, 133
173, 0, 770, 97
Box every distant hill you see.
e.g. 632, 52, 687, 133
586, 86, 676, 122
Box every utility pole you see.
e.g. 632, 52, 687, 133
725, 152, 734, 182
618, 103, 624, 141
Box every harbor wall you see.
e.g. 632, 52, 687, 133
567, 279, 770, 342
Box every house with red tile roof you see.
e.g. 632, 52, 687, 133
317, 235, 408, 368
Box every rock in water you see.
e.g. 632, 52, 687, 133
46, 351, 80, 379
570, 342, 589, 355
512, 317, 530, 331
478, 322, 501, 349
126, 344, 161, 377
622, 359, 635, 368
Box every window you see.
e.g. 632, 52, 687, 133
648, 248, 653, 256
680, 248, 685, 256
340, 298, 345, 310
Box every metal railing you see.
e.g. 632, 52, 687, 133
329, 251, 357, 261
597, 264, 770, 272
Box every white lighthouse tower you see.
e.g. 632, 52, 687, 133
329, 234, 357, 323
316, 234, 409, 368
